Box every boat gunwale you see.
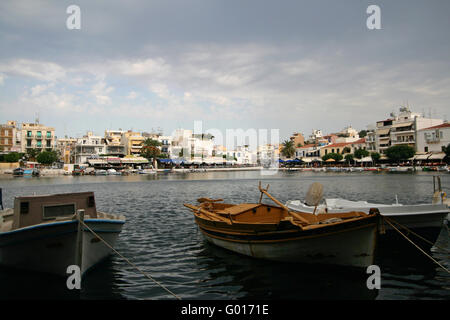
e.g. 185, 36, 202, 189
0, 217, 125, 237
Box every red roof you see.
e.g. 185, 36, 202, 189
419, 123, 450, 131
324, 142, 350, 148
351, 138, 366, 144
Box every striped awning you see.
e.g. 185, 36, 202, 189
414, 154, 430, 160
428, 153, 446, 160
377, 128, 390, 135
391, 121, 413, 128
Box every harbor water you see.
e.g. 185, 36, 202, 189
0, 171, 449, 300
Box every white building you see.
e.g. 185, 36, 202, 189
74, 132, 106, 164
170, 129, 215, 162
416, 122, 450, 153
373, 106, 444, 154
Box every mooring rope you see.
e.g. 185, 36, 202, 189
385, 217, 450, 253
383, 217, 449, 274
79, 219, 182, 300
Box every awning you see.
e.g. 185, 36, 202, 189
158, 158, 173, 163
356, 156, 373, 162
87, 159, 107, 165
414, 154, 430, 160
121, 157, 149, 163
428, 153, 446, 160
325, 158, 335, 162
377, 128, 390, 135
391, 121, 413, 128
301, 158, 312, 163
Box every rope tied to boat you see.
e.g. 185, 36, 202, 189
78, 218, 182, 300
383, 217, 449, 274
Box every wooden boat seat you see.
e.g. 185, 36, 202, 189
218, 203, 261, 216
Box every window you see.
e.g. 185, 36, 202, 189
46, 131, 51, 138
37, 141, 42, 147
27, 131, 32, 137
43, 204, 76, 219
20, 202, 29, 214
424, 147, 428, 152
36, 131, 42, 137
46, 140, 51, 147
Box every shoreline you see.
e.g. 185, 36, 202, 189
0, 164, 448, 177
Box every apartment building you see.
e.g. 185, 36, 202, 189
73, 131, 106, 164
21, 122, 55, 153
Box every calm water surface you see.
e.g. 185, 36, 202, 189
0, 171, 449, 300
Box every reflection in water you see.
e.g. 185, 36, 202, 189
0, 171, 448, 300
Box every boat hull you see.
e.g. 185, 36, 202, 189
197, 216, 378, 268
287, 201, 448, 248
0, 219, 124, 277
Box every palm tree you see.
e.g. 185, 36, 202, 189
281, 140, 296, 159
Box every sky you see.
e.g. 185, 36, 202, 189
1, 0, 450, 142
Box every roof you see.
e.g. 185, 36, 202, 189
323, 142, 350, 148
351, 138, 366, 144
419, 123, 450, 131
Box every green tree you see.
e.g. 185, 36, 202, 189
296, 143, 303, 148
358, 130, 367, 138
342, 147, 351, 154
37, 151, 58, 165
344, 154, 354, 164
370, 152, 381, 164
281, 140, 295, 158
26, 148, 40, 161
444, 143, 450, 157
322, 152, 343, 162
385, 145, 415, 163
140, 139, 162, 159
3, 152, 21, 163
354, 148, 369, 159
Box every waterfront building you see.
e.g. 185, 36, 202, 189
0, 120, 21, 153
373, 107, 443, 154
334, 126, 360, 143
56, 137, 77, 164
73, 131, 106, 164
142, 132, 173, 158
365, 124, 377, 153
170, 129, 215, 162
416, 122, 450, 154
257, 144, 279, 165
104, 129, 126, 156
20, 121, 55, 153
319, 138, 367, 158
295, 144, 322, 160
289, 132, 305, 148
121, 131, 146, 156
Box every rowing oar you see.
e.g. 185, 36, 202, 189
258, 182, 310, 225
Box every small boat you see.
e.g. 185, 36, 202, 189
184, 183, 379, 268
138, 168, 157, 174
12, 168, 24, 177
0, 191, 125, 276
95, 169, 108, 175
13, 168, 39, 177
107, 168, 121, 175
72, 168, 84, 176
286, 180, 450, 250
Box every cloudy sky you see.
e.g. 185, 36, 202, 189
1, 0, 449, 141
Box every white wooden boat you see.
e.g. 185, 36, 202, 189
0, 192, 125, 276
286, 183, 449, 250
